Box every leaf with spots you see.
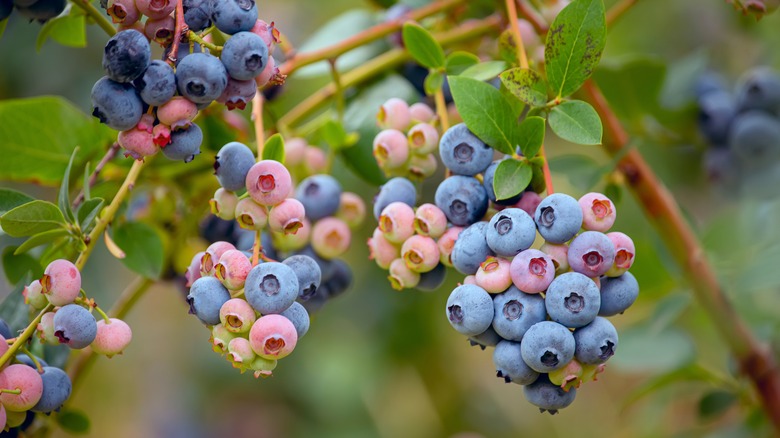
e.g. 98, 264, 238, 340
501, 68, 549, 108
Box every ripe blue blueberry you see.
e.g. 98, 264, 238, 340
214, 142, 255, 191
211, 0, 257, 34
244, 262, 299, 314
175, 52, 228, 104
295, 174, 342, 221
523, 374, 577, 415
493, 340, 540, 385
445, 284, 494, 336
52, 304, 97, 349
282, 255, 322, 300
102, 30, 151, 83
435, 175, 488, 227
486, 208, 536, 257
15, 354, 48, 369
183, 0, 212, 31
31, 367, 72, 413
16, 0, 66, 21
187, 276, 231, 325
520, 321, 576, 373
373, 177, 416, 220
279, 301, 310, 339
728, 111, 780, 170
545, 272, 601, 328
0, 318, 12, 339
91, 76, 143, 131
491, 285, 546, 341
468, 326, 502, 349
439, 123, 494, 175
134, 60, 177, 106
694, 71, 728, 100
534, 193, 583, 244
416, 263, 447, 292
0, 0, 12, 21
162, 123, 203, 163
598, 271, 639, 316
221, 31, 269, 81
735, 67, 780, 115
483, 159, 524, 205
321, 258, 352, 299
697, 90, 735, 147
573, 316, 618, 365
450, 221, 493, 275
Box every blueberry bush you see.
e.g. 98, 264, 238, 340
2, 0, 780, 435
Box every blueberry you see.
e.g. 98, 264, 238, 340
31, 367, 72, 413
416, 263, 447, 292
210, 0, 257, 34
102, 30, 150, 83
282, 255, 322, 300
697, 90, 735, 147
373, 177, 416, 220
175, 53, 228, 104
162, 123, 203, 163
445, 284, 494, 336
468, 326, 502, 349
15, 0, 65, 22
483, 159, 524, 205
244, 262, 299, 314
451, 221, 493, 275
134, 60, 176, 106
0, 0, 12, 20
694, 71, 728, 100
491, 285, 546, 341
295, 174, 342, 221
52, 304, 97, 349
91, 76, 143, 131
567, 231, 616, 278
735, 67, 780, 115
545, 272, 601, 328
493, 340, 540, 385
183, 0, 212, 31
214, 142, 255, 191
220, 31, 269, 81
520, 321, 575, 373
573, 316, 618, 365
522, 374, 577, 415
534, 193, 583, 244
486, 208, 536, 257
598, 271, 639, 316
187, 277, 231, 325
0, 318, 12, 339
435, 175, 489, 227
165, 40, 202, 66
296, 246, 335, 282
728, 110, 780, 170
15, 354, 48, 369
439, 123, 494, 175
322, 258, 352, 298
279, 301, 310, 339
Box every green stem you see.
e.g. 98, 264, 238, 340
19, 347, 43, 373
94, 305, 111, 323
187, 30, 222, 53
328, 58, 345, 124
71, 0, 116, 37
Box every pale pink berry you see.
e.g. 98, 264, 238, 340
437, 226, 464, 266
215, 250, 252, 290
185, 251, 205, 287
246, 160, 293, 206
228, 337, 256, 366
201, 241, 236, 276
91, 318, 132, 358
269, 198, 306, 235
136, 114, 155, 133
117, 21, 144, 33
579, 193, 616, 232
152, 123, 171, 147
0, 364, 43, 411
135, 0, 175, 20
336, 192, 366, 228
210, 324, 236, 353
408, 153, 438, 180
377, 97, 411, 131
605, 232, 635, 277
23, 280, 47, 310
217, 77, 257, 111
273, 218, 311, 252
250, 19, 280, 51
235, 198, 269, 231
255, 56, 278, 88
476, 257, 512, 293
106, 0, 139, 25
513, 191, 542, 217
157, 97, 198, 129
118, 124, 157, 160
379, 202, 415, 244
37, 312, 58, 345
0, 404, 6, 431
387, 258, 420, 290
401, 235, 440, 273
510, 249, 555, 293
41, 259, 81, 306
407, 123, 439, 155
414, 203, 448, 238
462, 275, 477, 285
409, 102, 435, 123
368, 227, 400, 269
373, 129, 409, 169
249, 315, 298, 360
284, 137, 307, 166
304, 146, 328, 174
210, 188, 239, 220
251, 356, 278, 378
311, 217, 351, 259
540, 242, 570, 274
219, 298, 256, 334
144, 16, 175, 46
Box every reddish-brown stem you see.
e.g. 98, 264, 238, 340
581, 80, 780, 433
166, 0, 188, 66
73, 142, 121, 209
539, 147, 554, 194
505, 0, 529, 69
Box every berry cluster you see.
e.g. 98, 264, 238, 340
0, 0, 64, 22
372, 98, 439, 180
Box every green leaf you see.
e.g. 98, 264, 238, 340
2, 246, 43, 286
448, 75, 520, 155
0, 283, 30, 332
517, 116, 546, 157
58, 148, 79, 223
529, 158, 546, 193
498, 29, 518, 66
36, 7, 87, 51
544, 0, 607, 98
548, 100, 602, 145
1, 201, 67, 237
500, 68, 549, 108
111, 221, 164, 279
56, 409, 91, 434
262, 133, 285, 163
594, 56, 666, 123
445, 51, 480, 75
0, 97, 113, 185
14, 228, 71, 255
0, 189, 34, 216
699, 391, 737, 420
401, 22, 445, 69
77, 198, 104, 232
459, 61, 508, 81
424, 69, 444, 96
317, 120, 359, 151
493, 159, 532, 201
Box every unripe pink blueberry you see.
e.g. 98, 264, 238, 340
379, 202, 415, 244
185, 251, 205, 287
107, 0, 140, 25
409, 102, 435, 123
249, 314, 298, 360
250, 19, 280, 51
401, 235, 440, 273
311, 217, 351, 259
210, 188, 239, 220
540, 242, 570, 274
0, 364, 43, 412
136, 113, 155, 133
377, 97, 411, 131
0, 404, 5, 431
201, 241, 236, 276
407, 123, 439, 155
210, 324, 236, 354
437, 226, 463, 266
91, 318, 132, 358
41, 259, 81, 306
227, 337, 256, 366
408, 153, 438, 180
513, 191, 543, 217
568, 231, 616, 278
254, 56, 278, 88
414, 203, 448, 238
304, 146, 328, 174
269, 198, 306, 235
250, 356, 278, 378
462, 275, 477, 285
272, 218, 311, 252
23, 280, 47, 310
510, 249, 555, 293
215, 250, 252, 290
153, 123, 172, 147
217, 77, 257, 111
336, 192, 366, 228
117, 21, 144, 33
245, 160, 293, 206
284, 138, 307, 166
235, 198, 269, 231
157, 97, 198, 129
548, 359, 584, 392
373, 129, 409, 169
368, 227, 400, 269
219, 298, 256, 333
387, 258, 420, 290
135, 0, 175, 20
37, 312, 58, 345
579, 192, 616, 232
475, 257, 512, 293
605, 231, 635, 277
144, 16, 175, 46
118, 120, 157, 160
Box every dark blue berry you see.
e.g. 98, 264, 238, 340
534, 193, 583, 244
102, 30, 151, 83
220, 31, 269, 81
486, 208, 536, 257
445, 284, 494, 336
295, 174, 342, 221
15, 354, 48, 369
280, 301, 310, 339
187, 276, 231, 325
53, 304, 97, 349
134, 60, 176, 106
0, 318, 12, 339
435, 175, 488, 227
0, 0, 13, 20
491, 285, 546, 341
729, 111, 780, 170
494, 340, 539, 385
210, 0, 257, 35
439, 123, 494, 175
598, 271, 639, 316
520, 321, 575, 373
373, 177, 416, 220
450, 221, 493, 275
16, 0, 65, 22
91, 76, 143, 131
698, 90, 735, 147
282, 255, 322, 300
183, 0, 212, 31
735, 67, 780, 115
245, 262, 299, 314
468, 326, 502, 349
322, 258, 351, 298
175, 52, 228, 104
162, 123, 203, 163
573, 316, 618, 365
523, 374, 577, 415
31, 367, 72, 413
214, 142, 255, 191
416, 263, 447, 292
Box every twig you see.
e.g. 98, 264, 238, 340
73, 143, 120, 209
166, 0, 188, 65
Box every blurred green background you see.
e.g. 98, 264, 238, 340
2, 0, 780, 437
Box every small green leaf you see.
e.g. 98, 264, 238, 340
498, 29, 518, 66
402, 22, 445, 69
699, 391, 737, 420
14, 228, 71, 255
262, 133, 285, 163
1, 201, 67, 237
2, 246, 42, 286
459, 61, 508, 81
77, 197, 104, 232
500, 68, 549, 108
448, 75, 520, 155
529, 158, 546, 194
548, 100, 602, 145
58, 148, 79, 224
0, 189, 34, 216
517, 116, 546, 158
544, 0, 607, 98
493, 159, 532, 201
445, 51, 479, 75
56, 409, 91, 434
111, 222, 164, 279
36, 7, 87, 51
424, 70, 444, 96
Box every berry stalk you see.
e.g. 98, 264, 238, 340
505, 0, 529, 69
71, 0, 117, 37
72, 142, 121, 209
165, 0, 188, 65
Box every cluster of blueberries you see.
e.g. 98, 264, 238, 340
0, 0, 64, 23
697, 67, 780, 199
372, 98, 440, 180
90, 0, 279, 162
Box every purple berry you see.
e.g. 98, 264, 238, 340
523, 374, 577, 415
162, 123, 203, 163
182, 0, 212, 31
30, 366, 71, 413
567, 231, 616, 278
217, 77, 257, 110
53, 304, 98, 349
102, 30, 150, 83
135, 0, 175, 19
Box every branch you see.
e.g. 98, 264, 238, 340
73, 142, 120, 209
